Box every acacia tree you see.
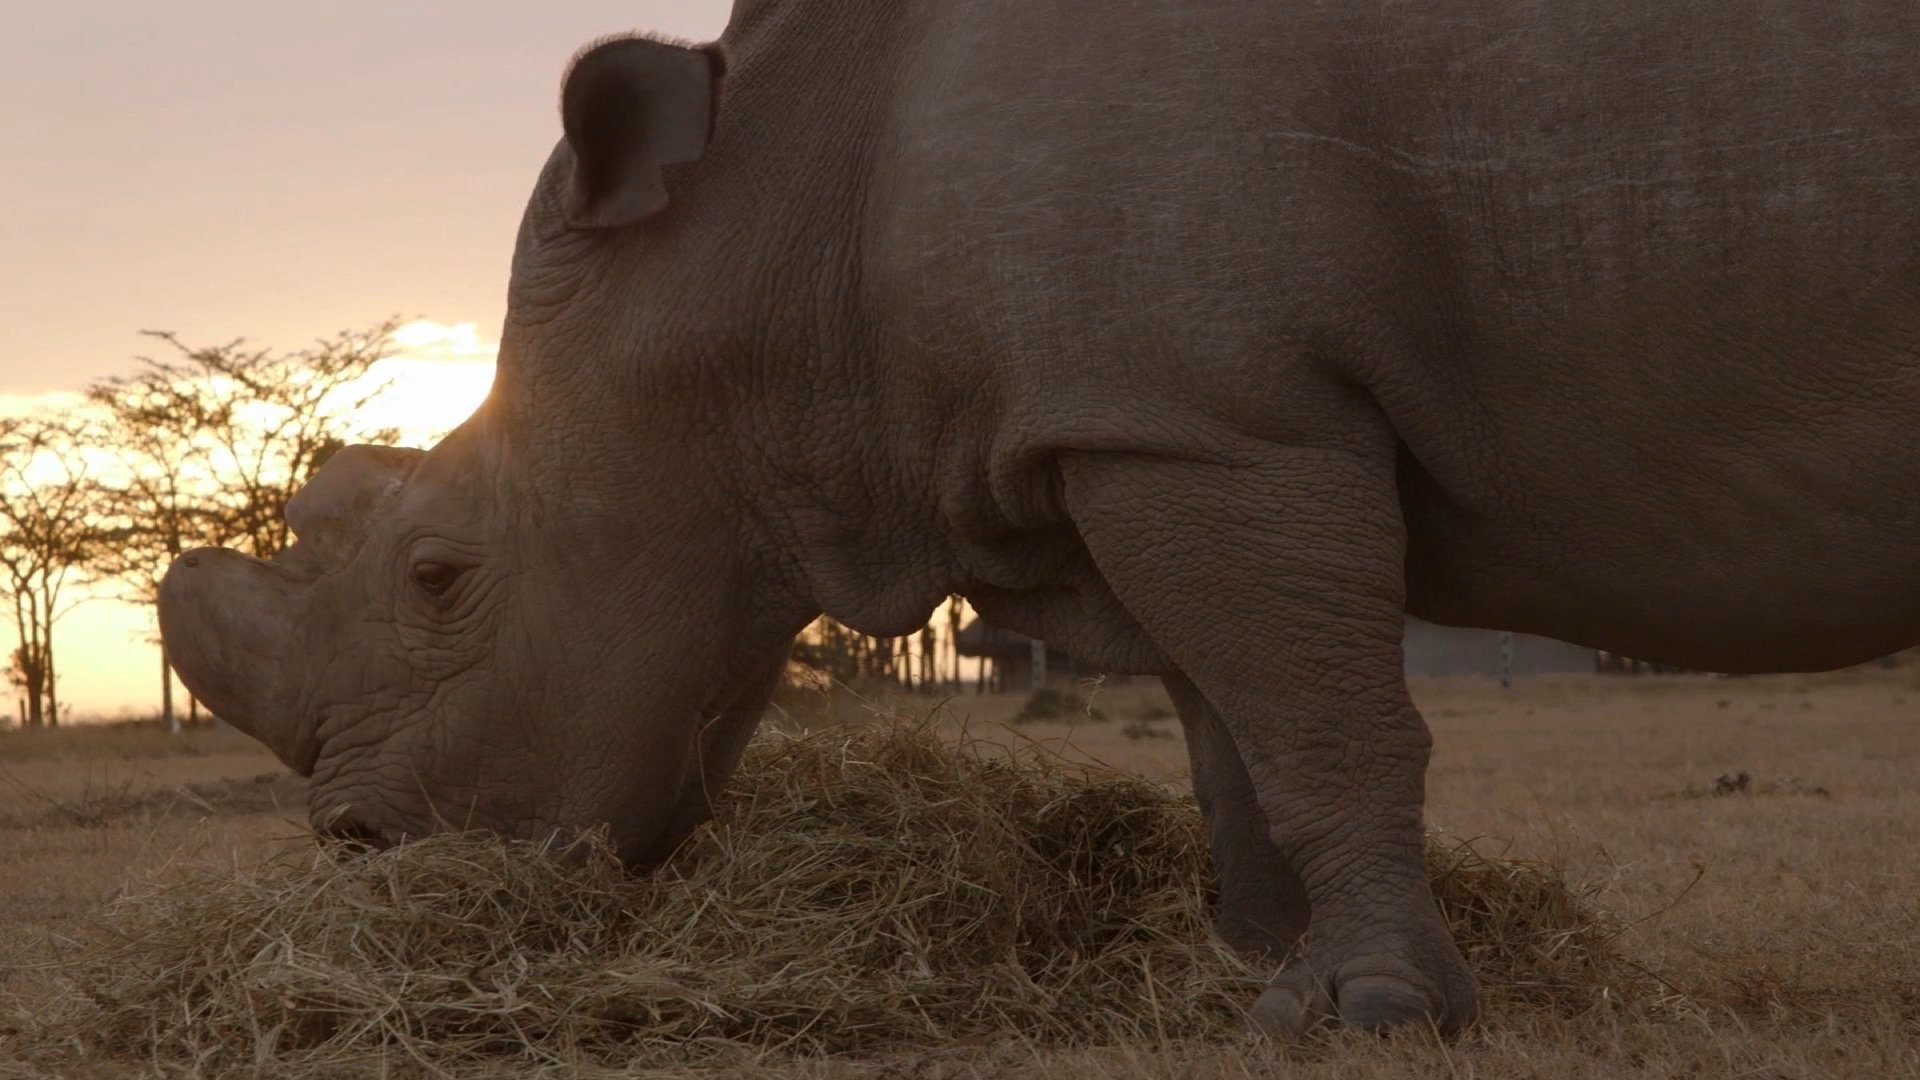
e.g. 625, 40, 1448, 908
0, 418, 105, 729
88, 320, 403, 731
85, 375, 231, 734
113, 320, 403, 559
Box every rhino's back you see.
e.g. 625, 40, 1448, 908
1362, 4, 1920, 668
877, 0, 1920, 358
868, 1, 1920, 671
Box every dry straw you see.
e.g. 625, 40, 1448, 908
5, 721, 1664, 1075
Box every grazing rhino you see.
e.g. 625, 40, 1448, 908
158, 0, 1920, 1037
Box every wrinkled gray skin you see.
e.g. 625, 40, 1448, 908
160, 0, 1920, 1037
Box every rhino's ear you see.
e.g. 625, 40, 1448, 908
559, 36, 726, 230
285, 445, 425, 563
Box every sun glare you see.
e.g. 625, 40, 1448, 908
356, 320, 498, 443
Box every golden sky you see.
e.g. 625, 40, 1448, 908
2, 2, 734, 719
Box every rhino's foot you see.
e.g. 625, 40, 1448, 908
1249, 925, 1481, 1038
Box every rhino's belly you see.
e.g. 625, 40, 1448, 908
1400, 374, 1920, 673
1412, 537, 1920, 675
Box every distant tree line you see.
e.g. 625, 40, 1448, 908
787, 598, 974, 696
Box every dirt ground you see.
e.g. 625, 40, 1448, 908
2, 668, 1916, 1077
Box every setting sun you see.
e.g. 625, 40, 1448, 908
354, 320, 498, 443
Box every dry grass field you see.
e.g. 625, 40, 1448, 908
2, 667, 1916, 1077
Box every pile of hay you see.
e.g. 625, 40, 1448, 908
5, 722, 1660, 1074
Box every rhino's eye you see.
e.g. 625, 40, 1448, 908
411, 561, 463, 597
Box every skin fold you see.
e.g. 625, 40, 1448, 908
160, 0, 1920, 1036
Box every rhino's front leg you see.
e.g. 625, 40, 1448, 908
1062, 447, 1478, 1036
1164, 670, 1311, 961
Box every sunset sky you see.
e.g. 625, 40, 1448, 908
2, 1, 734, 718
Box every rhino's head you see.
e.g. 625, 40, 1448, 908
158, 34, 834, 866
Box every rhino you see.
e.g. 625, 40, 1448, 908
159, 0, 1920, 1037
